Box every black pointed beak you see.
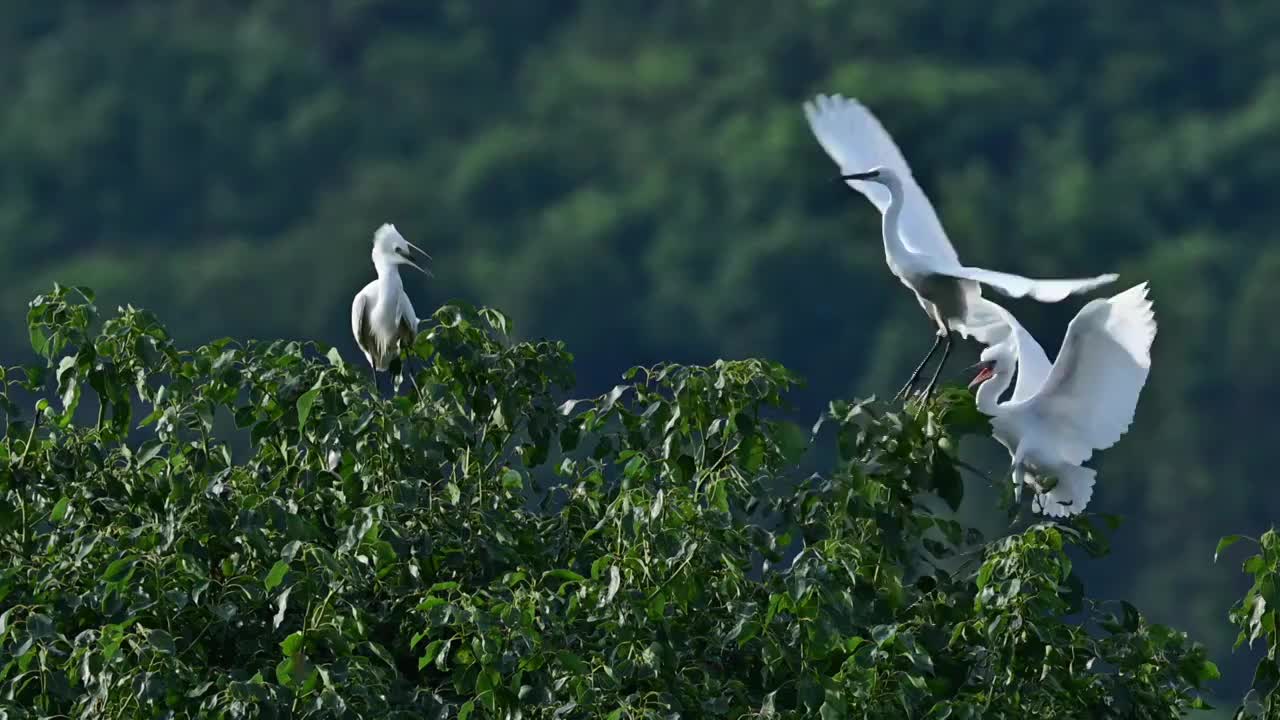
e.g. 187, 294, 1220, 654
396, 243, 434, 277
842, 170, 880, 181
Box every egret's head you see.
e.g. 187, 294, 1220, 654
841, 166, 900, 188
968, 344, 1014, 390
372, 223, 432, 275
967, 358, 996, 390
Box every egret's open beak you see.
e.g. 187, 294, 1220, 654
967, 360, 996, 390
398, 243, 434, 277
842, 170, 881, 181
406, 240, 433, 263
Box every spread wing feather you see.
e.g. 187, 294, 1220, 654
1003, 283, 1156, 464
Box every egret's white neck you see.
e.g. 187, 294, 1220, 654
975, 360, 1014, 415
879, 180, 913, 262
373, 255, 404, 283
372, 256, 405, 299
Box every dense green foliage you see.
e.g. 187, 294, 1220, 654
0, 286, 1221, 717
1220, 531, 1280, 718
1, 0, 1277, 693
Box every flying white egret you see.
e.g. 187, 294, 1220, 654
802, 94, 1119, 398
350, 223, 431, 390
968, 283, 1156, 517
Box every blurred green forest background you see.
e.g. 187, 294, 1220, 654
2, 0, 1277, 698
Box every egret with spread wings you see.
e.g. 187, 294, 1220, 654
968, 283, 1157, 516
803, 94, 1118, 398
351, 223, 431, 390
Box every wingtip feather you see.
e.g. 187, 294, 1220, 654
1103, 282, 1157, 366
803, 93, 869, 124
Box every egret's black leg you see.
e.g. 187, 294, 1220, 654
894, 333, 944, 401
921, 332, 954, 399
371, 364, 380, 397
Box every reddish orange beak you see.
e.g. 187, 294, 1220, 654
968, 364, 995, 390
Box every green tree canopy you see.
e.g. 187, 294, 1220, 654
0, 286, 1221, 717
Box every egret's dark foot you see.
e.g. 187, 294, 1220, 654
895, 333, 945, 404
919, 333, 954, 401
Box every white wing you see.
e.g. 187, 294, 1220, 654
398, 291, 418, 337
975, 298, 1053, 403
1006, 283, 1156, 464
946, 266, 1118, 303
351, 284, 375, 365
351, 287, 368, 346
803, 94, 959, 264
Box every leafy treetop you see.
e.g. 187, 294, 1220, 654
0, 285, 1218, 718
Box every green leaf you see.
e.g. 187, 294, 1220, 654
1253, 658, 1280, 695
738, 433, 764, 472
296, 387, 321, 428
264, 561, 289, 591
760, 691, 778, 717
435, 638, 453, 671
1215, 534, 1244, 563
281, 631, 304, 656
277, 656, 305, 687
774, 420, 809, 464
976, 563, 994, 589
29, 324, 48, 358
273, 586, 293, 630
136, 440, 164, 467
819, 695, 847, 720
26, 614, 53, 639
501, 468, 523, 491
558, 651, 590, 676
545, 569, 586, 584
419, 639, 445, 670
606, 565, 621, 604
1119, 601, 1140, 632
50, 497, 70, 522
148, 628, 177, 655
417, 596, 447, 612
102, 556, 138, 584
458, 700, 475, 720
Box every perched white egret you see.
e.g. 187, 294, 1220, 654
803, 94, 1119, 397
968, 283, 1157, 516
350, 223, 431, 388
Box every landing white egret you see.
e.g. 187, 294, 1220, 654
803, 93, 1118, 398
350, 223, 431, 389
968, 283, 1156, 517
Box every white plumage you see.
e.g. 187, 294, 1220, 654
969, 283, 1157, 516
802, 93, 1118, 397
350, 223, 431, 375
